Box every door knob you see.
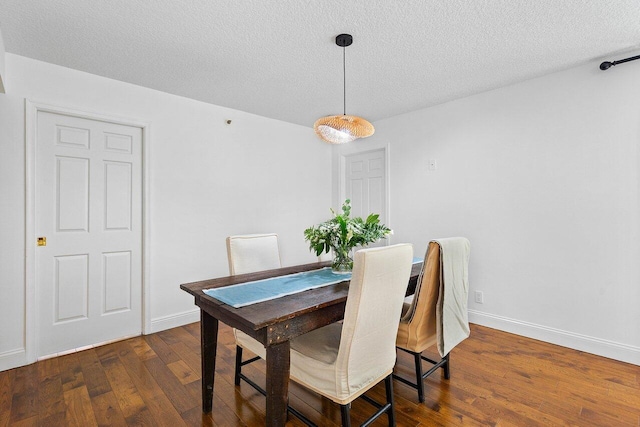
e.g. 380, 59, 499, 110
37, 237, 47, 246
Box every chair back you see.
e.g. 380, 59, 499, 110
396, 241, 441, 352
226, 233, 281, 275
335, 244, 413, 396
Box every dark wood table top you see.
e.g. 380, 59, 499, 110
180, 261, 423, 343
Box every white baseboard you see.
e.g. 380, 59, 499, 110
468, 309, 640, 366
149, 308, 200, 334
0, 348, 27, 372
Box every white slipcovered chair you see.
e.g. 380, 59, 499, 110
226, 233, 281, 387
227, 233, 281, 276
288, 244, 414, 426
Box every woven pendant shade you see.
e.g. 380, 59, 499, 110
314, 34, 374, 144
314, 114, 375, 144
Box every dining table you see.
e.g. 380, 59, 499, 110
180, 260, 422, 426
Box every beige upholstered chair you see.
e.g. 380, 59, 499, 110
288, 244, 414, 426
394, 239, 469, 403
226, 234, 281, 387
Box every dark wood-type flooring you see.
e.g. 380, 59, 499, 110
1, 322, 638, 426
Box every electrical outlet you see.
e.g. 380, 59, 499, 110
474, 291, 484, 304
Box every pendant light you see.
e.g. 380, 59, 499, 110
314, 34, 374, 144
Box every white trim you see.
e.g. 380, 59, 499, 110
385, 143, 391, 241
25, 101, 37, 364
0, 348, 27, 372
469, 309, 640, 366
24, 100, 151, 366
150, 309, 200, 334
141, 124, 152, 334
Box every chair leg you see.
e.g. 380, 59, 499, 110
395, 347, 452, 404
443, 353, 450, 380
414, 352, 425, 403
340, 403, 351, 427
385, 375, 396, 427
234, 345, 243, 386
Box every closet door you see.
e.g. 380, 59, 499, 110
35, 111, 142, 357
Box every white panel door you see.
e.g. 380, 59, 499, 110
35, 111, 142, 357
343, 148, 388, 233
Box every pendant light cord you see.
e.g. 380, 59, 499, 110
343, 45, 346, 116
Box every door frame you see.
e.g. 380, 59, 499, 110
336, 143, 391, 242
25, 100, 151, 363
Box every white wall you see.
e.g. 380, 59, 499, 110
338, 60, 640, 364
0, 54, 332, 370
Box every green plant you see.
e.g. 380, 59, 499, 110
304, 199, 392, 272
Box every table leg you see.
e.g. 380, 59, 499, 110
265, 341, 290, 426
200, 310, 218, 413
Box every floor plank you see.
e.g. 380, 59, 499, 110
0, 368, 15, 426
63, 386, 98, 426
76, 349, 112, 398
90, 391, 128, 427
36, 358, 66, 426
113, 340, 187, 426
9, 363, 38, 424
1, 322, 639, 426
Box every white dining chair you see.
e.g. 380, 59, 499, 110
226, 233, 281, 387
288, 244, 414, 426
227, 233, 281, 275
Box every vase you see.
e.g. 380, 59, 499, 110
331, 247, 353, 274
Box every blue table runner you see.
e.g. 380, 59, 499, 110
204, 257, 423, 308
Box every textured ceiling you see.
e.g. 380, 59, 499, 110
2, 1, 640, 127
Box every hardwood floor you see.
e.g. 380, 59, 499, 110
1, 323, 638, 426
